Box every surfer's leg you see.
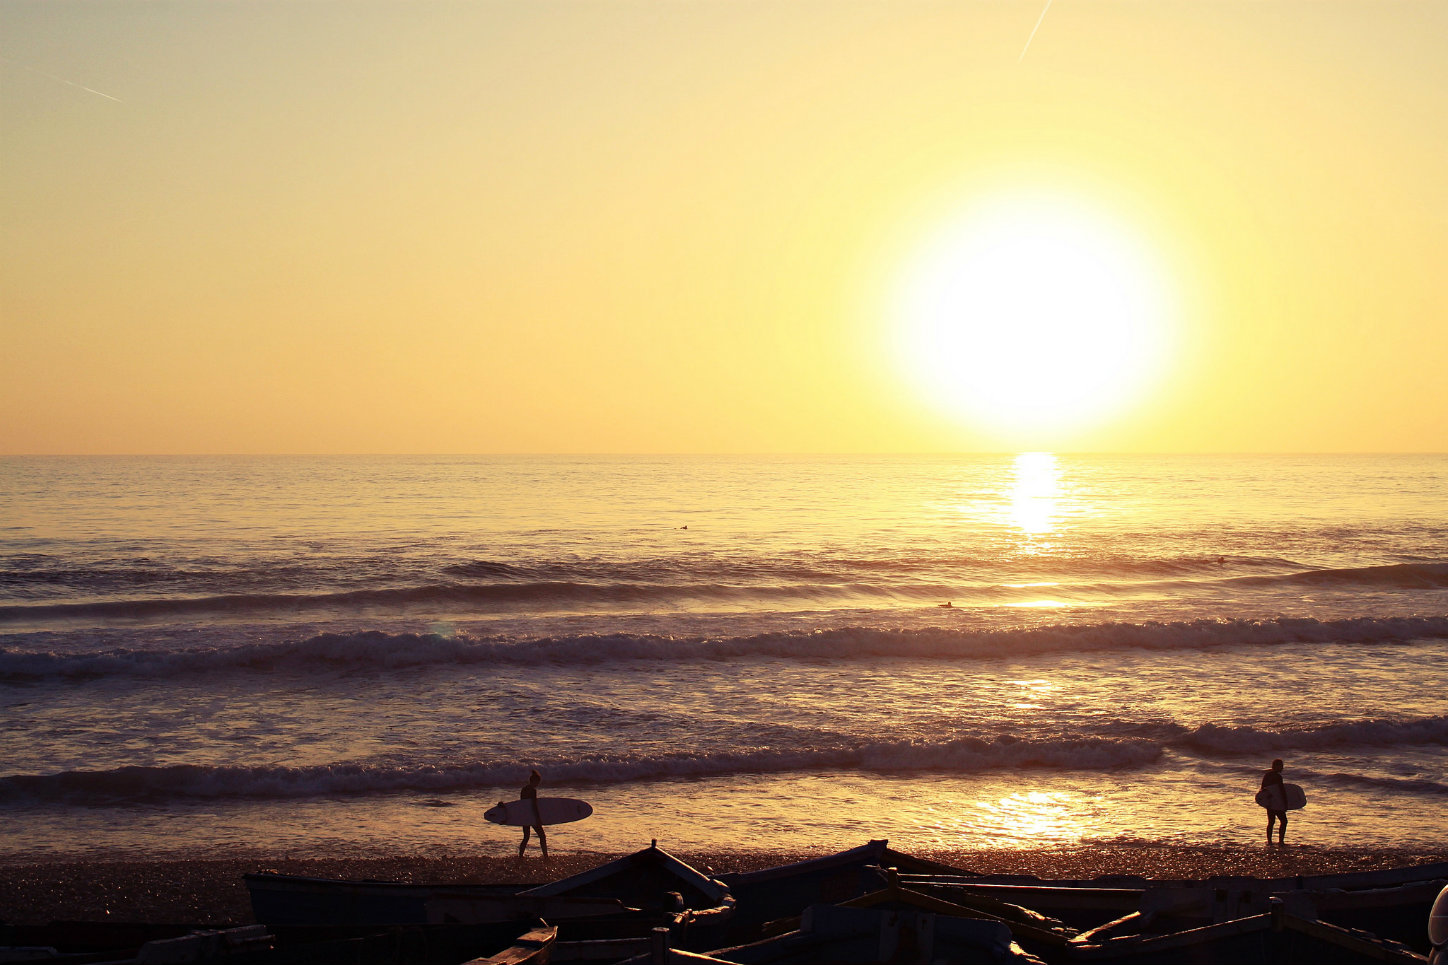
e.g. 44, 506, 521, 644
1266, 811, 1275, 843
537, 824, 548, 858
1277, 812, 1287, 844
519, 825, 531, 856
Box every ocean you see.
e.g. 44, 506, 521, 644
2, 454, 1445, 861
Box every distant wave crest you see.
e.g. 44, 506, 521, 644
6, 558, 1446, 620
3, 615, 1447, 682
1238, 562, 1448, 590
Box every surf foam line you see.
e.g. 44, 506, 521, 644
1289, 768, 1448, 798
0, 551, 1306, 594
1179, 715, 1448, 754
5, 615, 1448, 681
8, 559, 1442, 621
3, 716, 1443, 805
0, 735, 1163, 804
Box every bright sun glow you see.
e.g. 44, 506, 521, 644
893, 192, 1177, 439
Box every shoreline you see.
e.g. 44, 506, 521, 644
5, 843, 1447, 926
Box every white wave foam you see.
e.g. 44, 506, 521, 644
0, 735, 1160, 804
1183, 716, 1448, 754
4, 714, 1441, 805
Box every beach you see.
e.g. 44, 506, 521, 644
6, 843, 1448, 926
4, 454, 1447, 942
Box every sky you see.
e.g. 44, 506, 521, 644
2, 1, 1445, 454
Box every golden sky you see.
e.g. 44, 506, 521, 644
2, 1, 1445, 454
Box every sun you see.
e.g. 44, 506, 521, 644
891, 192, 1177, 441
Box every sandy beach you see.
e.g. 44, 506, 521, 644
5, 843, 1447, 927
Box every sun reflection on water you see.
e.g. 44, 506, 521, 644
917, 788, 1096, 849
968, 790, 1091, 846
1010, 451, 1062, 535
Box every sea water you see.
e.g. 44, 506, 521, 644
1, 454, 1445, 860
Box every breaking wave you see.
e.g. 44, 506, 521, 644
0, 737, 1165, 804
1181, 716, 1448, 754
6, 557, 1446, 622
4, 714, 1442, 805
1239, 562, 1448, 590
4, 615, 1447, 682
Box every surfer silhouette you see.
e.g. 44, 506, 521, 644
1260, 758, 1288, 845
518, 770, 547, 858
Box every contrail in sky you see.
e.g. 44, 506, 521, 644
0, 53, 122, 102
1019, 0, 1055, 62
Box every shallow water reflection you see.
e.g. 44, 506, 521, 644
965, 790, 1092, 845
1010, 452, 1062, 536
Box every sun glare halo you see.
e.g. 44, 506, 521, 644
892, 193, 1177, 441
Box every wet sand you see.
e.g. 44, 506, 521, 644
4, 843, 1446, 926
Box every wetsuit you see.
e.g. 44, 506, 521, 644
518, 781, 546, 856
1261, 768, 1287, 843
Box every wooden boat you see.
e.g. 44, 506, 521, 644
716, 839, 977, 940
1070, 898, 1425, 964
461, 922, 556, 965
263, 921, 556, 965
0, 920, 556, 965
743, 842, 1446, 957
894, 864, 1447, 950
522, 841, 734, 916
840, 882, 1074, 961
705, 901, 1044, 964
522, 841, 736, 951
244, 870, 632, 926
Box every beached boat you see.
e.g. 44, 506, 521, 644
523, 841, 736, 950
244, 870, 632, 926
265, 921, 557, 965
461, 922, 556, 965
719, 840, 1445, 958
1068, 897, 1425, 964
705, 901, 1045, 964
0, 919, 556, 965
716, 838, 978, 940
894, 861, 1448, 950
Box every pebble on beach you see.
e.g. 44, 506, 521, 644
4, 844, 1446, 926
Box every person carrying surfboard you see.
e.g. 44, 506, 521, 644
518, 770, 547, 858
1260, 758, 1288, 845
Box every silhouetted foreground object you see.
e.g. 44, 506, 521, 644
1254, 782, 1307, 811
1257, 757, 1302, 845
0, 919, 556, 964
485, 797, 594, 828
10, 840, 1444, 963
1430, 882, 1448, 965
516, 770, 547, 858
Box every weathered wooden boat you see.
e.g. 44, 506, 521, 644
461, 922, 556, 965
705, 901, 1044, 964
1069, 897, 1425, 964
894, 862, 1448, 950
523, 842, 736, 951
0, 919, 555, 965
715, 838, 977, 940
244, 870, 632, 926
264, 921, 556, 965
842, 881, 1075, 962
892, 876, 1144, 934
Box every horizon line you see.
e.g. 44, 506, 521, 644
2, 450, 1445, 458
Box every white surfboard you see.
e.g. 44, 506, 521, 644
1254, 783, 1306, 811
485, 797, 593, 827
